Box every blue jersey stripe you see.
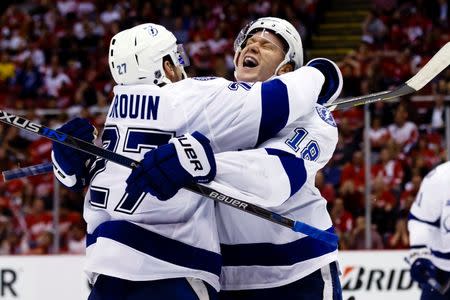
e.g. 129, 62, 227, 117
408, 212, 441, 228
265, 148, 307, 197
432, 250, 450, 260
257, 79, 289, 145
86, 220, 222, 276
221, 227, 337, 267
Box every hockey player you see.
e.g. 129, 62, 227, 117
407, 161, 450, 299
52, 23, 328, 299
125, 17, 343, 299
211, 17, 343, 299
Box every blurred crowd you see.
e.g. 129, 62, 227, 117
0, 0, 449, 254
327, 0, 450, 249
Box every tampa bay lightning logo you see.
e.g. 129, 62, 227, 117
316, 106, 336, 127
146, 26, 158, 37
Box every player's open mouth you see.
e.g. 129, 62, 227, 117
243, 56, 259, 68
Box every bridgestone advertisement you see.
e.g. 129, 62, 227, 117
0, 251, 420, 299
339, 250, 420, 300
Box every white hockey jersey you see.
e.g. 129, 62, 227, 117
213, 104, 339, 290
83, 67, 325, 291
408, 161, 450, 272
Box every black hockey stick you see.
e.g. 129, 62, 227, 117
6, 41, 450, 182
325, 41, 450, 111
0, 109, 338, 247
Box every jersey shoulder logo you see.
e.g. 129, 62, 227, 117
192, 76, 218, 81
316, 106, 336, 127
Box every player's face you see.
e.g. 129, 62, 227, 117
235, 30, 286, 82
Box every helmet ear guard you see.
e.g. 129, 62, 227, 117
233, 17, 304, 78
108, 23, 189, 86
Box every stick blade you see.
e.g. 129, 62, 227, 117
406, 41, 450, 91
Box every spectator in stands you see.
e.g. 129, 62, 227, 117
414, 136, 442, 169
43, 56, 72, 99
399, 174, 422, 212
371, 176, 397, 234
25, 197, 52, 247
4, 127, 29, 162
0, 51, 15, 84
369, 116, 390, 153
66, 221, 86, 254
362, 9, 387, 45
388, 104, 419, 154
339, 52, 362, 97
435, 0, 449, 28
330, 197, 354, 234
334, 117, 361, 164
350, 216, 384, 249
371, 147, 404, 191
13, 58, 43, 99
387, 217, 409, 249
316, 170, 336, 203
339, 150, 367, 216
427, 93, 446, 131
0, 216, 10, 254
26, 230, 53, 254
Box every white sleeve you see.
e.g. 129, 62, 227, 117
206, 148, 297, 207
205, 111, 338, 207
408, 169, 443, 248
174, 67, 324, 152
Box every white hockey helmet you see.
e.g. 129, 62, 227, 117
109, 23, 190, 85
233, 17, 303, 75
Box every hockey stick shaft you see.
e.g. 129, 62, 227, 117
2, 162, 53, 182
0, 109, 337, 246
325, 41, 450, 111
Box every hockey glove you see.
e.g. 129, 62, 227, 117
407, 248, 439, 292
52, 118, 96, 190
306, 58, 343, 105
126, 131, 216, 201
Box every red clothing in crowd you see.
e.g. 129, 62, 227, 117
332, 211, 354, 233
340, 163, 365, 190
25, 211, 52, 241
371, 159, 404, 188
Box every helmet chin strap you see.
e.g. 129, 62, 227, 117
273, 57, 290, 78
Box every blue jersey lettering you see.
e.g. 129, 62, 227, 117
108, 94, 160, 120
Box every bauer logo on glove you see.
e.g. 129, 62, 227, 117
170, 133, 214, 178
169, 132, 216, 183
